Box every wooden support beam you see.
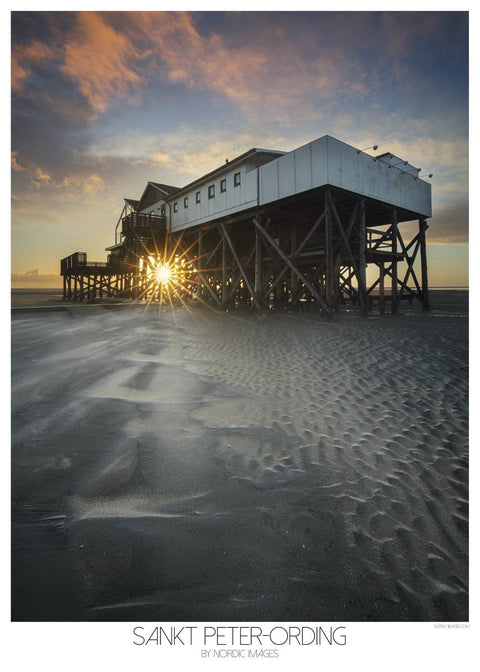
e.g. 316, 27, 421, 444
290, 262, 325, 308
220, 228, 258, 307
327, 191, 369, 314
325, 190, 334, 308
222, 234, 227, 307
367, 224, 426, 295
397, 231, 422, 300
178, 240, 223, 309
290, 226, 298, 300
332, 201, 360, 293
379, 261, 385, 314
265, 209, 327, 298
221, 223, 261, 309
367, 225, 393, 252
358, 199, 367, 315
253, 217, 331, 314
419, 219, 430, 310
225, 267, 243, 305
391, 209, 398, 314
338, 266, 358, 303
203, 235, 223, 270
197, 229, 204, 299
255, 225, 262, 300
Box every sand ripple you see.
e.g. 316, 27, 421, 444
11, 301, 468, 621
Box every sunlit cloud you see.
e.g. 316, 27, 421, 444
126, 12, 346, 122
33, 166, 53, 186
11, 58, 29, 91
87, 128, 289, 180
12, 39, 57, 89
11, 151, 26, 172
60, 12, 145, 112
12, 152, 105, 196
11, 12, 360, 123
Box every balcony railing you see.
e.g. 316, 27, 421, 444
122, 212, 166, 236
60, 252, 87, 274
61, 253, 120, 274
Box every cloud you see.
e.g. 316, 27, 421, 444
12, 38, 57, 90
126, 12, 345, 122
11, 58, 29, 91
12, 269, 58, 276
60, 12, 145, 113
11, 151, 26, 172
86, 127, 291, 183
12, 152, 105, 196
11, 11, 467, 132
428, 201, 468, 244
11, 271, 61, 286
11, 12, 359, 123
378, 12, 463, 61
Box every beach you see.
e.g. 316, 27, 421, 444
11, 290, 468, 622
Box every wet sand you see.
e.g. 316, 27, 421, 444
11, 291, 468, 621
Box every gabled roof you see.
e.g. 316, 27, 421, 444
124, 198, 139, 209
149, 182, 181, 195
137, 181, 181, 212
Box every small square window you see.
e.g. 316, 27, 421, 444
196, 191, 201, 203
208, 184, 215, 199
173, 202, 178, 213
234, 172, 241, 187
184, 197, 188, 208
220, 178, 226, 192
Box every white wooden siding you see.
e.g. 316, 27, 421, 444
134, 137, 431, 235
169, 164, 258, 233
259, 136, 431, 218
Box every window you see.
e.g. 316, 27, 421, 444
220, 178, 226, 192
161, 204, 166, 216
208, 184, 215, 199
234, 172, 241, 187
196, 191, 201, 203
184, 197, 188, 208
173, 202, 178, 213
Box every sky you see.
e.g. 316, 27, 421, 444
10, 9, 469, 287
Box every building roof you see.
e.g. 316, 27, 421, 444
150, 182, 181, 195
124, 198, 140, 208
137, 181, 181, 212
166, 147, 285, 199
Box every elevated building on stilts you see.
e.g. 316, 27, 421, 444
60, 135, 432, 314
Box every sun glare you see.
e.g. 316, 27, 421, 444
154, 262, 171, 285
136, 251, 197, 309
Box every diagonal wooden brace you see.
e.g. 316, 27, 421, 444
221, 223, 261, 309
253, 217, 331, 314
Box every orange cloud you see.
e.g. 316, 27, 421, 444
128, 12, 339, 119
11, 151, 26, 172
12, 12, 343, 121
12, 40, 57, 90
61, 12, 144, 112
12, 151, 105, 196
33, 166, 53, 186
11, 58, 29, 91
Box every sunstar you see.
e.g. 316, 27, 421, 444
154, 262, 171, 285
